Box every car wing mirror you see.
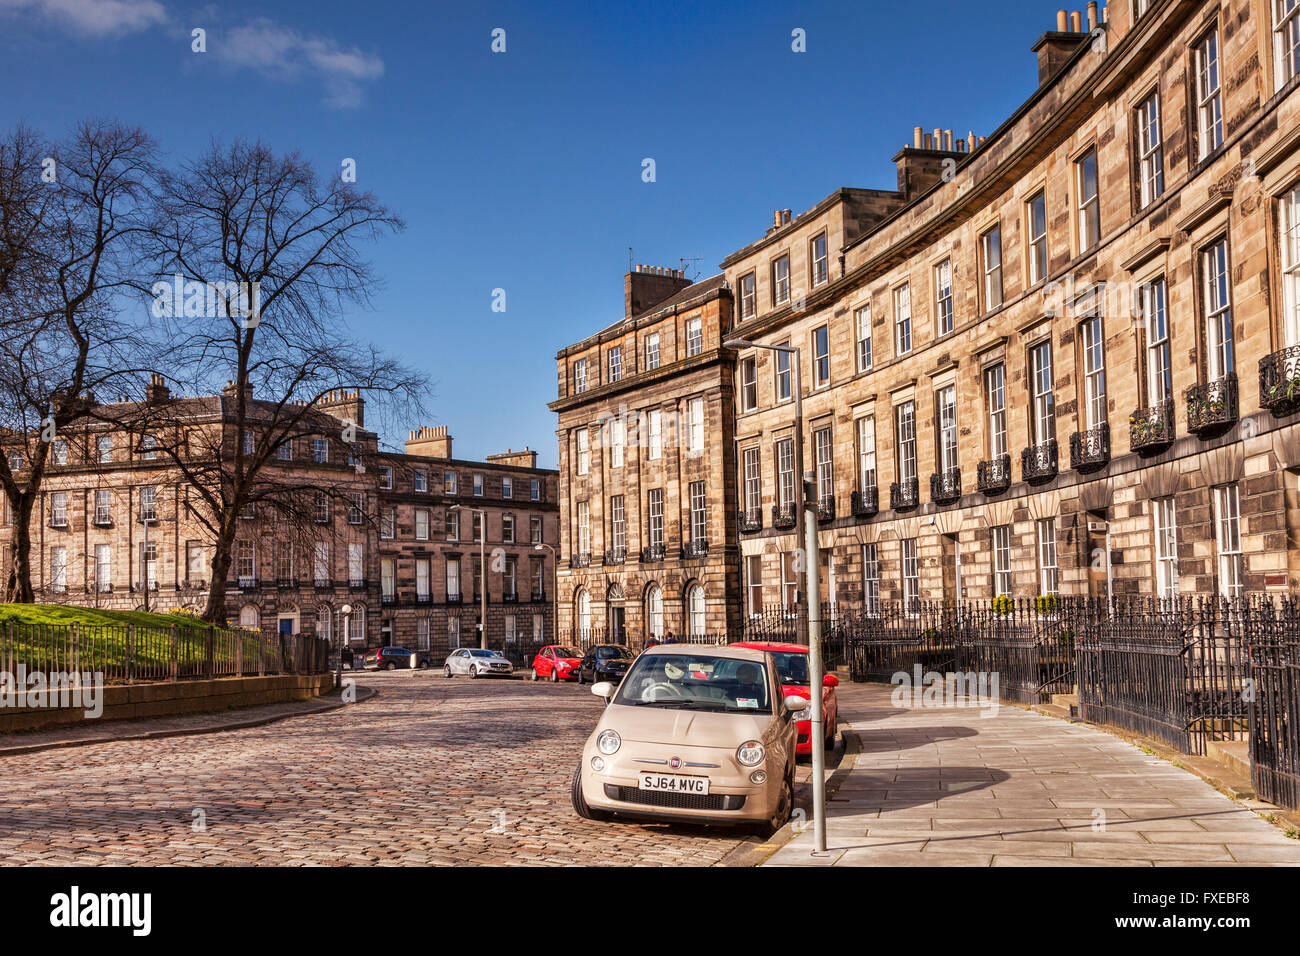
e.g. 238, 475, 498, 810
591, 681, 615, 701
784, 694, 810, 713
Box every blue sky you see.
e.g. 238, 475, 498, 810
0, 0, 1057, 467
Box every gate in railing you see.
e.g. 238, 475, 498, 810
1246, 598, 1300, 810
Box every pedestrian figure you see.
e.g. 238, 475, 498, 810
663, 630, 677, 644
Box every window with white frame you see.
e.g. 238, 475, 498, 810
610, 496, 625, 554
1080, 310, 1107, 429
1283, 187, 1300, 347
687, 397, 704, 454
993, 525, 1013, 597
314, 542, 330, 584
739, 356, 757, 412
815, 427, 833, 506
502, 476, 512, 499
1214, 484, 1244, 598
742, 446, 761, 516
1037, 518, 1059, 596
855, 305, 873, 371
1136, 91, 1164, 208
414, 469, 427, 492
1142, 278, 1172, 404
1030, 341, 1056, 444
379, 465, 393, 490
576, 428, 589, 475
812, 325, 830, 387
447, 616, 461, 648
577, 588, 591, 635
689, 480, 707, 543
95, 544, 111, 591
776, 438, 795, 508
685, 316, 704, 356
648, 409, 662, 460
774, 344, 792, 401
237, 540, 256, 586
530, 479, 540, 501
986, 363, 1008, 458
415, 508, 429, 540
856, 415, 877, 492
473, 473, 484, 496
445, 510, 459, 541
746, 555, 763, 616
937, 385, 958, 472
610, 415, 625, 467
852, 544, 875, 615
780, 552, 798, 608
97, 436, 113, 463
902, 538, 920, 612
51, 492, 67, 528
647, 488, 664, 549
242, 430, 255, 456
1076, 148, 1100, 251
349, 492, 365, 525
141, 434, 158, 460
1154, 496, 1178, 598
1194, 30, 1224, 159
276, 438, 292, 461
444, 471, 458, 495
312, 438, 329, 463
811, 233, 828, 285
935, 259, 954, 335
1277, 0, 1300, 90
139, 486, 157, 522
687, 583, 706, 637
981, 226, 1003, 311
577, 500, 590, 555
95, 488, 110, 524
416, 617, 430, 650
50, 546, 66, 592
644, 583, 663, 636
52, 440, 67, 465
771, 256, 790, 306
645, 331, 661, 370
348, 544, 363, 584
608, 346, 622, 383
894, 284, 912, 355
574, 358, 588, 394
895, 401, 917, 484
138, 543, 157, 589
1202, 238, 1235, 379
530, 515, 543, 543
187, 541, 206, 582
446, 557, 461, 599
1027, 191, 1048, 285
317, 605, 333, 643
738, 272, 756, 320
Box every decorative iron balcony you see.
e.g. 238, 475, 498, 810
1069, 423, 1110, 472
530, 588, 546, 603
1186, 373, 1238, 434
640, 543, 666, 563
890, 477, 919, 511
381, 593, 397, 606
851, 487, 879, 518
1021, 440, 1058, 484
571, 552, 591, 569
771, 503, 797, 530
976, 455, 1012, 495
1260, 346, 1300, 414
276, 577, 298, 589
446, 592, 462, 604
929, 468, 961, 505
414, 593, 432, 605
502, 591, 519, 603
236, 576, 258, 590
817, 495, 836, 522
313, 578, 332, 589
682, 539, 709, 559
1129, 399, 1175, 452
737, 508, 763, 534
181, 579, 208, 591
602, 547, 627, 566
348, 577, 366, 589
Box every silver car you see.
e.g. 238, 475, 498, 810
443, 648, 515, 679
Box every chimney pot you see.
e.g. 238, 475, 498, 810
944, 129, 953, 150
923, 133, 933, 149
913, 126, 923, 148
1057, 9, 1068, 30
1086, 1, 1097, 29
1070, 10, 1081, 31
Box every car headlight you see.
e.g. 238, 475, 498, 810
737, 740, 765, 767
597, 730, 621, 755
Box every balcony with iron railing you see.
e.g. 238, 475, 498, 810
414, 593, 432, 605
1129, 398, 1176, 452
277, 577, 299, 589
640, 543, 666, 563
236, 576, 258, 590
1260, 346, 1300, 415
571, 552, 592, 569
502, 591, 519, 603
851, 487, 878, 519
446, 592, 462, 604
349, 577, 366, 589
682, 539, 709, 560
381, 592, 398, 606
737, 508, 763, 533
929, 467, 961, 505
889, 477, 919, 511
1186, 372, 1238, 434
603, 547, 627, 566
1021, 440, 1058, 484
530, 588, 546, 603
771, 503, 796, 530
1069, 422, 1110, 472
976, 454, 1011, 495
314, 578, 332, 589
817, 495, 836, 523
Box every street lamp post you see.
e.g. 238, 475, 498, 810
725, 337, 827, 855
451, 504, 488, 649
339, 603, 353, 689
534, 542, 557, 643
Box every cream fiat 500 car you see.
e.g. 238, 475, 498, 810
572, 644, 807, 834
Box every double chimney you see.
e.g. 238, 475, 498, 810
624, 263, 692, 319
1035, 4, 1102, 84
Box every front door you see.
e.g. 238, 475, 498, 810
278, 618, 294, 636
610, 607, 626, 643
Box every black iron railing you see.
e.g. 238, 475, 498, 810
817, 496, 836, 522
771, 503, 796, 530
313, 578, 332, 589
682, 539, 709, 559
1130, 399, 1176, 451
890, 477, 919, 511
851, 487, 878, 518
930, 468, 961, 505
571, 552, 591, 569
1260, 346, 1300, 415
603, 548, 626, 566
349, 578, 366, 589
1021, 440, 1058, 483
1069, 422, 1110, 472
737, 508, 763, 533
640, 543, 666, 563
976, 455, 1012, 494
1186, 372, 1238, 433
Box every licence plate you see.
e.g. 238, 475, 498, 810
638, 773, 709, 794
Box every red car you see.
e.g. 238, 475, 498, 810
530, 645, 584, 682
731, 641, 839, 755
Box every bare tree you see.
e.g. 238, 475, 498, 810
0, 121, 155, 603
129, 139, 425, 625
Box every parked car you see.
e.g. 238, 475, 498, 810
443, 647, 515, 679
531, 645, 584, 682
572, 644, 805, 835
731, 641, 839, 754
362, 646, 432, 670
576, 644, 636, 685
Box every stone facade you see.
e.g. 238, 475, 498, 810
554, 0, 1300, 629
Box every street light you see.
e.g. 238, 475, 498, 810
534, 542, 557, 643
339, 603, 353, 688
724, 336, 827, 856
450, 504, 488, 649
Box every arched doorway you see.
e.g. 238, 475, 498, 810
575, 588, 591, 641
685, 583, 706, 639
239, 604, 260, 631
277, 602, 300, 636
644, 583, 663, 641
606, 582, 626, 644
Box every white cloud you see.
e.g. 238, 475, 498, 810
0, 0, 167, 36
219, 17, 384, 109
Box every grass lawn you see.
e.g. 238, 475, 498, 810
0, 604, 213, 630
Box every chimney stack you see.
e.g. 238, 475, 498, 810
146, 372, 170, 404
624, 262, 692, 318
405, 424, 452, 459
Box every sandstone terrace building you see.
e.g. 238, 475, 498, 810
553, 0, 1300, 637
1, 384, 559, 658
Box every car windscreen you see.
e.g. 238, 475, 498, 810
768, 651, 810, 685
594, 646, 633, 659
552, 647, 581, 658
470, 650, 499, 658
614, 654, 772, 713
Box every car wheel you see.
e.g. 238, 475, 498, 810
550, 668, 559, 683
421, 660, 430, 669
469, 666, 479, 679
530, 668, 538, 682
761, 773, 794, 837
386, 662, 396, 671
571, 764, 610, 822
577, 669, 585, 685
443, 666, 452, 678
